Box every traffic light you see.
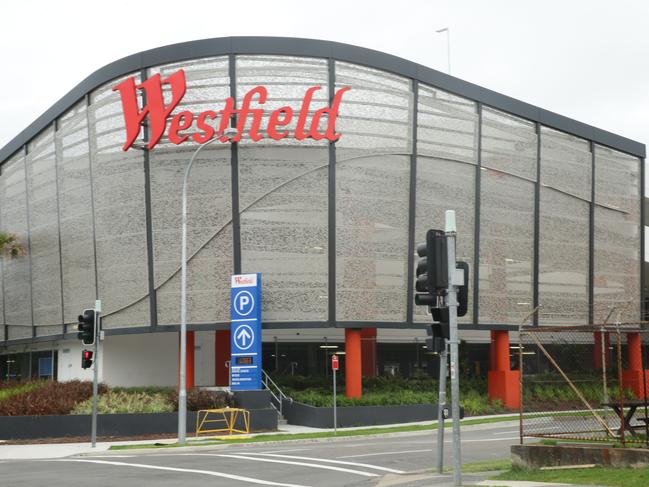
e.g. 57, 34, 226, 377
77, 309, 95, 345
81, 350, 93, 369
415, 229, 448, 307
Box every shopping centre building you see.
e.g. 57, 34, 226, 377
0, 37, 644, 405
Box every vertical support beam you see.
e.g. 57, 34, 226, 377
327, 58, 336, 325
179, 330, 195, 390
593, 331, 611, 369
22, 145, 35, 338
640, 157, 645, 322
0, 161, 7, 341
532, 123, 541, 326
360, 327, 377, 377
589, 142, 595, 325
492, 330, 510, 372
623, 332, 646, 399
53, 119, 66, 334
473, 103, 482, 325
140, 69, 158, 328
84, 94, 100, 301
488, 330, 520, 408
406, 82, 418, 324
628, 333, 642, 371
229, 55, 241, 275
345, 328, 362, 398
215, 329, 231, 386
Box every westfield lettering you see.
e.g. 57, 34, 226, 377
113, 69, 351, 151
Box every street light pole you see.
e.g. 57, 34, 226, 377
436, 27, 451, 75
178, 135, 224, 445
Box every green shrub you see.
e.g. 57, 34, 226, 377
0, 381, 44, 402
71, 391, 174, 415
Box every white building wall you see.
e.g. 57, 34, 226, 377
100, 332, 178, 387
57, 339, 95, 382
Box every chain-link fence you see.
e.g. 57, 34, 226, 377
519, 325, 649, 447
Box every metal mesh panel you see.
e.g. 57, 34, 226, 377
540, 127, 591, 201
414, 157, 475, 323
538, 186, 589, 325
26, 126, 63, 336
240, 146, 328, 321
479, 170, 534, 324
336, 154, 410, 322
520, 325, 649, 446
89, 74, 149, 329
238, 56, 329, 146
481, 107, 537, 181
417, 84, 477, 164
149, 58, 233, 325
56, 100, 97, 324
593, 145, 641, 323
336, 62, 412, 160
1, 152, 32, 339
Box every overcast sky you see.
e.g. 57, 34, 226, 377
0, 0, 647, 150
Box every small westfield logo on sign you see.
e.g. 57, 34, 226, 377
113, 69, 351, 151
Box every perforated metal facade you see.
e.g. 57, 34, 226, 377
0, 37, 643, 346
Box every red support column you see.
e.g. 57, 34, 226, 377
178, 331, 195, 390
215, 330, 231, 386
345, 328, 362, 398
623, 333, 647, 398
487, 330, 520, 409
361, 328, 377, 378
593, 332, 611, 370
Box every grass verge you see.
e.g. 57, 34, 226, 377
441, 458, 511, 473
493, 466, 649, 487
109, 414, 520, 450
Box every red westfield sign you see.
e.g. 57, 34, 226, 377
113, 69, 351, 151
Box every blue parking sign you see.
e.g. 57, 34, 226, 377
230, 273, 262, 390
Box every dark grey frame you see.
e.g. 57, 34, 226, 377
0, 36, 645, 348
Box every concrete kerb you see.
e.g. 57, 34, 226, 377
0, 413, 521, 460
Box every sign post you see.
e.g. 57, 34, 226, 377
445, 210, 463, 487
91, 299, 101, 448
230, 274, 262, 390
332, 354, 339, 434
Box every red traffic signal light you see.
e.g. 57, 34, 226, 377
81, 349, 93, 369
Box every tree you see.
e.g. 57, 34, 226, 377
0, 232, 25, 259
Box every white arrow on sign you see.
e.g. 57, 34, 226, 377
234, 324, 255, 351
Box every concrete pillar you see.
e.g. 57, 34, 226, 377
178, 330, 195, 390
487, 330, 520, 409
623, 332, 647, 398
215, 330, 230, 386
345, 328, 362, 398
361, 328, 377, 378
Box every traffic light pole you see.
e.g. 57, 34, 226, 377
436, 343, 448, 473
91, 299, 101, 448
445, 210, 462, 486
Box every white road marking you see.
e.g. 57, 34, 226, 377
238, 452, 405, 474
258, 448, 311, 454
79, 455, 135, 458
50, 459, 310, 487
338, 449, 432, 459
494, 431, 520, 435
184, 453, 380, 477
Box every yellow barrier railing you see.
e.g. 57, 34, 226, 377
195, 408, 250, 436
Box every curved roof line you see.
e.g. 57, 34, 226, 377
0, 36, 644, 161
